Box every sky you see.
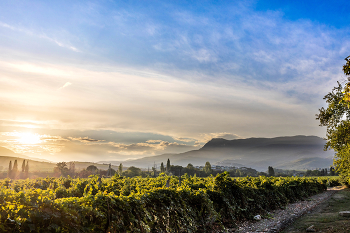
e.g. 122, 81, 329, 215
0, 0, 349, 162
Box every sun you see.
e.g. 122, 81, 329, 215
17, 132, 41, 144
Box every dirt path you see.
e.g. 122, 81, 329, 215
282, 187, 350, 233
229, 187, 346, 233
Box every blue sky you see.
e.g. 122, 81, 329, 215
0, 0, 349, 162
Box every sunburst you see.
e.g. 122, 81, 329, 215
16, 132, 41, 144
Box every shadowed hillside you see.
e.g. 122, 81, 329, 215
100, 135, 334, 171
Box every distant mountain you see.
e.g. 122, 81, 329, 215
0, 156, 121, 172
0, 156, 56, 172
0, 147, 16, 156
100, 135, 334, 171
0, 146, 53, 163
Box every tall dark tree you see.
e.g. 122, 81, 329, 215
25, 161, 29, 178
160, 162, 165, 173
12, 160, 18, 179
268, 166, 275, 176
317, 56, 350, 178
22, 160, 26, 172
166, 159, 171, 172
8, 161, 12, 178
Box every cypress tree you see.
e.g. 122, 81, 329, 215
268, 166, 275, 177
12, 160, 18, 179
160, 162, 165, 173
22, 160, 26, 172
166, 159, 171, 172
8, 161, 12, 178
25, 161, 29, 178
118, 163, 123, 175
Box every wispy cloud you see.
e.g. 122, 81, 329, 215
0, 21, 80, 53
0, 1, 347, 162
58, 82, 72, 90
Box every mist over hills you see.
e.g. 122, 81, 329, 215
0, 146, 56, 172
101, 135, 334, 171
0, 147, 117, 172
0, 136, 335, 172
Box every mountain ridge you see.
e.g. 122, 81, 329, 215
99, 135, 334, 171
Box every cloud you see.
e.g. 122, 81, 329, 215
58, 82, 72, 90
199, 132, 242, 143
146, 139, 163, 144
0, 59, 328, 143
0, 22, 16, 30
48, 138, 201, 162
0, 21, 80, 53
108, 140, 199, 155
0, 1, 346, 162
172, 137, 196, 143
68, 136, 104, 143
188, 48, 217, 63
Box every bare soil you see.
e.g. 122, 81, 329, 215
226, 187, 348, 233
282, 187, 350, 233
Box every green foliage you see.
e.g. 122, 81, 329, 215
55, 162, 69, 177
0, 173, 331, 232
166, 158, 171, 172
268, 166, 275, 177
118, 163, 123, 175
160, 162, 165, 173
123, 166, 141, 177
204, 161, 212, 174
316, 56, 350, 178
86, 165, 98, 172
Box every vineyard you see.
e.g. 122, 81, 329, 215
0, 173, 340, 232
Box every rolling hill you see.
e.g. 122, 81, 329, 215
0, 147, 120, 172
100, 135, 334, 171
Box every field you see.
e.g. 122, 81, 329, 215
0, 173, 340, 232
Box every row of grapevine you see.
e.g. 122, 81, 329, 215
0, 173, 336, 232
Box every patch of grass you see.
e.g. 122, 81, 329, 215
283, 188, 350, 233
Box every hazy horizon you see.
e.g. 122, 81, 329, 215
0, 1, 349, 162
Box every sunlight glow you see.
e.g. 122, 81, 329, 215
17, 132, 41, 144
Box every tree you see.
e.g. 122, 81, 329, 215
166, 159, 171, 172
118, 163, 123, 175
268, 166, 275, 176
152, 166, 157, 177
170, 165, 183, 176
86, 165, 98, 173
124, 166, 141, 177
316, 56, 350, 178
55, 162, 68, 176
12, 160, 18, 179
183, 163, 196, 176
8, 161, 12, 178
25, 161, 29, 179
160, 162, 165, 173
203, 161, 212, 174
22, 160, 26, 172
330, 166, 336, 176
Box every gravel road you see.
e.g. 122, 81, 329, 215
228, 187, 340, 233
